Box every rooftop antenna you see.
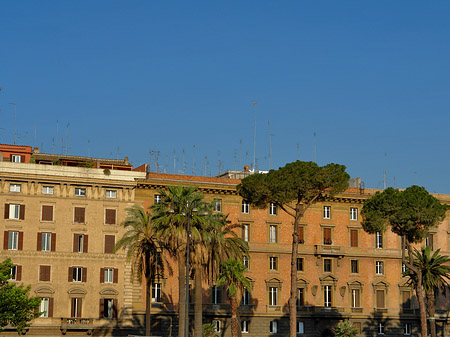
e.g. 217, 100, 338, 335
268, 120, 273, 170
149, 150, 154, 173
155, 151, 160, 172
33, 125, 36, 148
313, 132, 317, 162
182, 148, 186, 174
52, 137, 55, 153
204, 156, 207, 176
8, 103, 17, 145
245, 151, 249, 167
66, 123, 70, 154
252, 101, 257, 172
233, 149, 238, 170
239, 139, 242, 169
56, 120, 59, 153
297, 143, 300, 160
192, 144, 196, 175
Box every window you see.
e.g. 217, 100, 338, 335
104, 235, 115, 254
74, 207, 86, 223
105, 209, 116, 225
73, 234, 88, 253
70, 267, 86, 282
270, 320, 278, 334
269, 202, 277, 215
39, 265, 51, 282
376, 290, 385, 308
324, 259, 332, 273
324, 285, 332, 307
241, 200, 249, 214
71, 297, 82, 317
212, 286, 222, 304
351, 289, 360, 308
8, 231, 19, 250
152, 283, 162, 302
298, 288, 305, 306
39, 232, 53, 252
404, 323, 411, 335
75, 188, 86, 196
241, 320, 249, 333
269, 257, 278, 271
10, 265, 21, 281
9, 184, 21, 192
350, 229, 358, 247
104, 268, 114, 283
5, 204, 24, 220
350, 207, 358, 220
106, 190, 117, 198
214, 199, 222, 212
377, 323, 385, 335
351, 260, 359, 274
297, 321, 304, 334
376, 261, 384, 275
402, 263, 407, 274
242, 287, 250, 305
42, 186, 54, 194
101, 298, 117, 319
323, 206, 331, 219
242, 224, 249, 242
243, 256, 250, 269
11, 154, 22, 163
213, 320, 221, 333
426, 233, 434, 250
402, 290, 411, 309
298, 226, 304, 244
353, 322, 361, 334
269, 287, 278, 306
297, 258, 304, 272
154, 194, 161, 204
376, 231, 383, 248
269, 225, 277, 243
41, 205, 54, 222
40, 298, 53, 318
323, 228, 332, 245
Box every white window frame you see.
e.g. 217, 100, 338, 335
269, 225, 277, 243
10, 184, 21, 192
10, 265, 17, 280
106, 190, 117, 199
212, 286, 221, 304
243, 224, 249, 242
376, 261, 384, 275
77, 235, 84, 253
73, 267, 82, 282
11, 155, 21, 163
351, 260, 359, 274
241, 320, 249, 333
297, 321, 304, 334
154, 194, 161, 204
323, 206, 331, 219
402, 263, 407, 273
241, 200, 250, 214
269, 287, 278, 306
270, 320, 278, 334
74, 188, 86, 196
104, 268, 114, 283
152, 283, 162, 302
214, 199, 222, 212
213, 320, 221, 333
269, 257, 278, 271
350, 207, 358, 220
8, 231, 19, 250
105, 298, 114, 318
40, 297, 49, 318
242, 287, 250, 305
269, 202, 277, 215
377, 323, 385, 335
42, 186, 54, 195
351, 289, 360, 308
42, 232, 51, 252
324, 259, 332, 273
9, 204, 20, 220
376, 231, 383, 249
243, 256, 249, 269
404, 323, 411, 335
72, 297, 81, 317
324, 285, 332, 307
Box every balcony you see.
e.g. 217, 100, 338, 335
60, 318, 94, 335
314, 244, 344, 256
267, 305, 282, 312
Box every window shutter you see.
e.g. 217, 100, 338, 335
48, 298, 54, 317
82, 267, 87, 282
99, 299, 104, 318
350, 230, 358, 247
105, 235, 115, 254
100, 268, 105, 283
73, 234, 78, 252
113, 268, 118, 283
324, 228, 331, 244
19, 205, 25, 220
298, 227, 304, 243
77, 298, 82, 317
68, 267, 73, 282
20, 155, 25, 163
71, 299, 75, 317
4, 204, 9, 219
113, 299, 118, 318
105, 209, 116, 225
42, 206, 53, 221
3, 231, 8, 250
83, 235, 89, 253
16, 265, 22, 281
37, 232, 42, 251
51, 233, 56, 252
377, 290, 385, 308
18, 232, 23, 250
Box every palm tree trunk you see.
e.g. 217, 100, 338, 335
194, 268, 203, 337
231, 298, 239, 337
179, 254, 186, 337
427, 289, 436, 337
145, 277, 152, 336
415, 281, 428, 337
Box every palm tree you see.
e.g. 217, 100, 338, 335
115, 205, 162, 337
151, 186, 205, 337
411, 246, 450, 337
217, 258, 251, 337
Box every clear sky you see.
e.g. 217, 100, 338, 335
1, 1, 450, 193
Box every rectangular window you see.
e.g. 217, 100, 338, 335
376, 261, 384, 275
376, 232, 383, 249
242, 224, 249, 242
425, 234, 434, 250
214, 199, 222, 212
104, 268, 114, 283
105, 209, 116, 225
75, 188, 86, 196
298, 288, 305, 306
243, 256, 250, 269
241, 320, 249, 333
40, 298, 49, 317
11, 154, 22, 163
212, 286, 222, 304
10, 265, 22, 281
9, 184, 21, 192
152, 283, 162, 302
323, 228, 332, 245
297, 258, 304, 272
377, 323, 385, 335
104, 235, 115, 254
350, 207, 358, 221
269, 287, 278, 306
8, 231, 19, 250
42, 186, 54, 194
297, 321, 304, 334
106, 190, 117, 199
74, 207, 86, 223
73, 267, 83, 282
269, 225, 277, 243
298, 226, 304, 244
351, 289, 360, 308
39, 265, 51, 282
351, 260, 359, 274
73, 234, 88, 253
213, 320, 221, 333
269, 202, 277, 215
269, 257, 278, 271
41, 232, 52, 251
270, 320, 278, 334
154, 194, 161, 204
242, 287, 250, 305
402, 291, 411, 309
102, 298, 116, 318
402, 263, 407, 274
41, 205, 54, 222
376, 290, 385, 308
71, 297, 82, 317
350, 230, 358, 247
324, 259, 332, 273
323, 206, 331, 219
241, 200, 249, 214
7, 204, 23, 220
324, 285, 332, 307
404, 323, 411, 335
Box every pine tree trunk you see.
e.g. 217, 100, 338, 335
194, 268, 203, 337
427, 289, 436, 337
231, 298, 239, 337
179, 254, 186, 337
145, 277, 152, 336
289, 203, 302, 337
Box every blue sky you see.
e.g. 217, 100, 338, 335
1, 1, 450, 193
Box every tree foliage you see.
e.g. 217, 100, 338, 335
333, 321, 358, 337
0, 258, 41, 334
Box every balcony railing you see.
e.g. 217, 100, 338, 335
60, 318, 94, 335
